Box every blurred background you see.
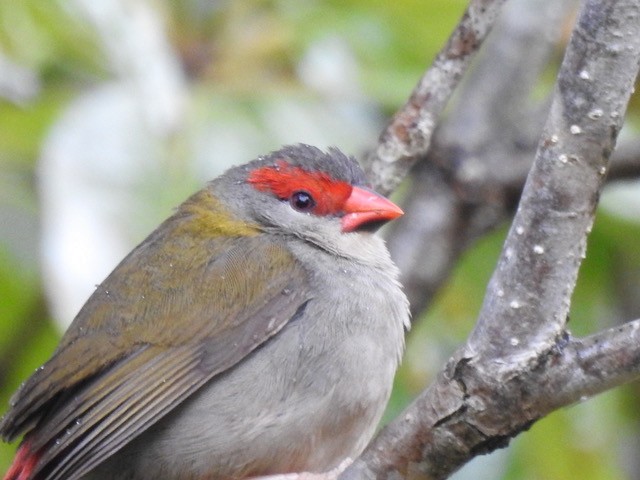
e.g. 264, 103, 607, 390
1, 1, 640, 479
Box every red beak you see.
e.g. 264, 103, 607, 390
341, 186, 404, 232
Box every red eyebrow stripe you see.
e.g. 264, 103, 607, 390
247, 160, 352, 215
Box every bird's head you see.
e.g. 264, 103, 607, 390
209, 144, 403, 260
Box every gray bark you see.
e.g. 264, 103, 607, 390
346, 0, 640, 478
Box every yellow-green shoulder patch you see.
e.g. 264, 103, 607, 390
177, 190, 260, 238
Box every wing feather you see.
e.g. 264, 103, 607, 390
43, 347, 202, 480
0, 197, 312, 480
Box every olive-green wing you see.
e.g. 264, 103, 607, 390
0, 203, 311, 480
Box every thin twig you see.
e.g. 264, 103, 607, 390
362, 0, 508, 196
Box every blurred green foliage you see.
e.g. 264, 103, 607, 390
1, 1, 640, 479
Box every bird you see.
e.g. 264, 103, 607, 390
1, 144, 409, 480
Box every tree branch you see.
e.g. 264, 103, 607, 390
468, 0, 639, 357
362, 0, 508, 196
346, 0, 640, 478
386, 0, 576, 316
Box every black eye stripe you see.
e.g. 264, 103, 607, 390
290, 191, 316, 212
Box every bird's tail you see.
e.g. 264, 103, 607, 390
3, 440, 39, 480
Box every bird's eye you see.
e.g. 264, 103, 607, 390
290, 191, 316, 212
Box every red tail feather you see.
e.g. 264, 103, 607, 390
3, 440, 39, 480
